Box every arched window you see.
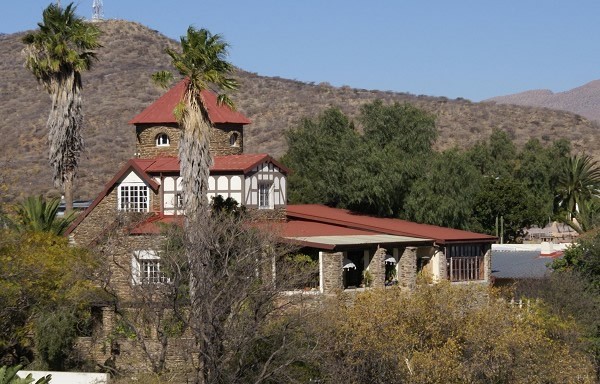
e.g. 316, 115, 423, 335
156, 133, 170, 146
229, 132, 239, 147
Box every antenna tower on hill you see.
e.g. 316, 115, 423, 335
92, 0, 104, 21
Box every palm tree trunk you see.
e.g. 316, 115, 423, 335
47, 72, 84, 216
64, 169, 74, 214
179, 88, 213, 384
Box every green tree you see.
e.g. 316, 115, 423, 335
10, 196, 74, 235
466, 128, 516, 179
472, 176, 543, 242
282, 108, 361, 206
282, 101, 438, 217
514, 138, 570, 222
0, 231, 97, 366
404, 149, 482, 229
360, 100, 437, 154
23, 3, 101, 214
555, 154, 600, 225
554, 230, 600, 289
357, 101, 437, 216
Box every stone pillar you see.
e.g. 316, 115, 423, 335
369, 247, 387, 288
101, 307, 115, 336
483, 249, 492, 284
431, 249, 447, 282
321, 251, 343, 294
399, 247, 417, 291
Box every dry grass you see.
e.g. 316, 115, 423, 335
1, 20, 598, 202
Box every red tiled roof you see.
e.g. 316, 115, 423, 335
128, 80, 251, 125
131, 154, 289, 174
281, 220, 376, 238
286, 205, 497, 244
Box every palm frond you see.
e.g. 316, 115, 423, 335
151, 70, 174, 89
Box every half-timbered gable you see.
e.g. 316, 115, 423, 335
243, 161, 287, 209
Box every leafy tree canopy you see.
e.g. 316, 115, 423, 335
405, 149, 482, 229
0, 230, 99, 366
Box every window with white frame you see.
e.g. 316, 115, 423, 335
258, 182, 272, 209
131, 250, 170, 284
118, 184, 149, 212
156, 133, 170, 146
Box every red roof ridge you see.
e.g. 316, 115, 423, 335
286, 204, 496, 244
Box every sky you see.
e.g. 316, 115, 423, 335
2, 0, 599, 101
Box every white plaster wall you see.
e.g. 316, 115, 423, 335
19, 371, 108, 384
121, 171, 144, 184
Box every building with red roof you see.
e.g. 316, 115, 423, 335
64, 79, 497, 374
68, 80, 495, 301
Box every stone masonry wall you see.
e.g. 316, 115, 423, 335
136, 123, 244, 159
101, 234, 166, 301
136, 124, 180, 158
210, 123, 244, 156
72, 187, 159, 247
72, 189, 119, 247
369, 247, 387, 288
398, 247, 417, 291
322, 251, 343, 293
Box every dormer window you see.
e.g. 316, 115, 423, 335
229, 132, 239, 147
156, 133, 170, 147
118, 184, 149, 212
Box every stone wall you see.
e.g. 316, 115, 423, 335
398, 247, 417, 291
321, 251, 343, 293
210, 123, 244, 156
369, 247, 387, 288
71, 187, 159, 247
71, 189, 119, 247
247, 206, 287, 221
75, 334, 195, 377
135, 122, 244, 159
136, 124, 181, 158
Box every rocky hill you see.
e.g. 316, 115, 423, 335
1, 20, 598, 202
487, 80, 600, 123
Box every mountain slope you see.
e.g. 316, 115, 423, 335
487, 80, 600, 122
1, 20, 598, 202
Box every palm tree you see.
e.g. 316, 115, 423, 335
564, 197, 600, 234
153, 26, 237, 219
555, 154, 600, 222
154, 26, 237, 383
11, 195, 75, 235
22, 3, 101, 214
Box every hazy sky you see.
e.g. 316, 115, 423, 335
3, 0, 599, 101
